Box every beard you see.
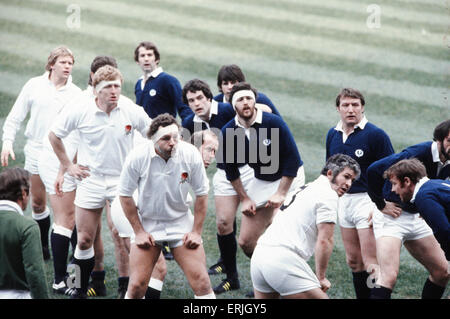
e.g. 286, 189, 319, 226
440, 143, 450, 161
155, 143, 175, 160
237, 107, 255, 120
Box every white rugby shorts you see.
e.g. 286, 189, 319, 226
251, 244, 320, 296
338, 192, 377, 229
129, 212, 194, 249
213, 165, 305, 202
110, 190, 138, 238
213, 165, 254, 196
372, 209, 433, 243
23, 140, 43, 175
74, 173, 119, 210
38, 156, 76, 195
247, 166, 305, 208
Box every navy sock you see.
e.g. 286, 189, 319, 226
50, 230, 70, 283
91, 270, 105, 282
145, 287, 161, 299
422, 278, 445, 299
72, 257, 95, 293
36, 216, 51, 249
118, 276, 129, 289
370, 286, 392, 299
217, 232, 238, 280
70, 226, 77, 253
352, 271, 371, 299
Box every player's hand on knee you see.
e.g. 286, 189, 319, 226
381, 201, 402, 218
319, 278, 331, 293
241, 198, 256, 216
135, 231, 155, 248
265, 192, 285, 209
1, 140, 15, 167
67, 163, 90, 180
183, 232, 203, 249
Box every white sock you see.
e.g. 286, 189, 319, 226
52, 223, 73, 238
74, 246, 94, 260
194, 291, 216, 299
32, 207, 50, 220
125, 291, 144, 299
148, 278, 164, 291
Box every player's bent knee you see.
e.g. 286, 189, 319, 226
216, 219, 233, 235
32, 203, 46, 214
380, 268, 399, 288
128, 280, 147, 298
190, 272, 211, 295
238, 238, 255, 258
430, 265, 450, 285
153, 262, 167, 279
77, 235, 94, 250
346, 256, 365, 272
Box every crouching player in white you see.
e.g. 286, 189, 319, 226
48, 65, 151, 298
250, 154, 361, 299
119, 114, 215, 299
110, 129, 219, 298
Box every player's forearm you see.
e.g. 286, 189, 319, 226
120, 196, 145, 235
314, 233, 334, 280
231, 178, 250, 201
48, 131, 72, 169
276, 176, 294, 196
2, 99, 29, 143
192, 195, 208, 234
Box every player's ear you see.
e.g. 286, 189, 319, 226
403, 176, 411, 186
326, 169, 333, 180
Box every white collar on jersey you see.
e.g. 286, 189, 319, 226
193, 100, 218, 123
410, 176, 430, 203
335, 116, 368, 133
234, 107, 263, 128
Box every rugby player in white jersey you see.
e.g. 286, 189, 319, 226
49, 65, 151, 299
119, 114, 215, 299
2, 46, 81, 261
251, 154, 361, 299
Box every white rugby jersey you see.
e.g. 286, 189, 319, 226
118, 140, 209, 222
50, 94, 151, 176
257, 174, 338, 261
2, 72, 81, 145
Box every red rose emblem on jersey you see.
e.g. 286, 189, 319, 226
125, 124, 132, 135
180, 172, 188, 184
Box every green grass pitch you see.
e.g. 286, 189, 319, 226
0, 0, 448, 299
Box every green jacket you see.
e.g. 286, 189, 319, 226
0, 204, 49, 299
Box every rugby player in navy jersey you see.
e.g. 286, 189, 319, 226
182, 79, 235, 135
134, 41, 193, 122
218, 82, 305, 295
384, 158, 449, 263
367, 119, 450, 299
182, 78, 243, 293
325, 88, 394, 299
214, 64, 281, 117
208, 65, 284, 286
